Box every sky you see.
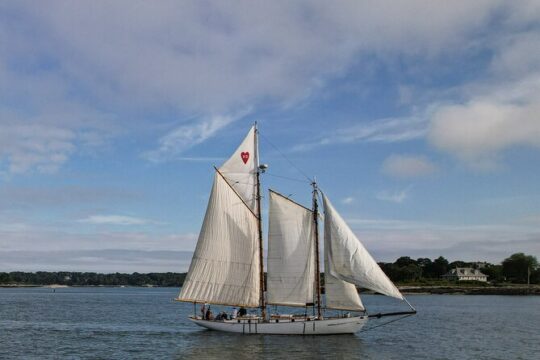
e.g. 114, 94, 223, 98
1, 1, 539, 272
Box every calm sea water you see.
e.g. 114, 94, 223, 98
0, 287, 538, 359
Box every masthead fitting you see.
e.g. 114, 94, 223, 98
258, 164, 269, 173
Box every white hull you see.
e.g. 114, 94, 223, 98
189, 316, 368, 335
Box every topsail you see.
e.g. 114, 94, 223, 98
218, 126, 258, 213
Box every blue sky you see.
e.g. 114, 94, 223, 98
1, 1, 539, 272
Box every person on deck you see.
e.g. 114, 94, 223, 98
205, 306, 213, 320
238, 307, 247, 317
200, 304, 206, 319
232, 307, 238, 319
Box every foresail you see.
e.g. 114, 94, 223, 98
324, 271, 365, 311
219, 126, 258, 213
177, 173, 260, 307
267, 190, 315, 307
323, 194, 404, 300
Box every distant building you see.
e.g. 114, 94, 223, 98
443, 268, 488, 282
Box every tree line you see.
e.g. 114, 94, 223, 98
0, 272, 186, 287
1, 253, 537, 286
377, 252, 539, 284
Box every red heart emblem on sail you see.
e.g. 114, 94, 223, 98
240, 152, 249, 164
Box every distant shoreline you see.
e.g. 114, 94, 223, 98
0, 284, 155, 288
2, 284, 539, 295
397, 285, 540, 295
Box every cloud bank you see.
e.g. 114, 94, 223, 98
1, 0, 515, 173
382, 154, 437, 178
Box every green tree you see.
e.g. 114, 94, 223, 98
449, 260, 472, 269
502, 253, 539, 283
531, 268, 540, 284
481, 264, 503, 283
416, 258, 432, 268
395, 256, 417, 267
422, 256, 449, 278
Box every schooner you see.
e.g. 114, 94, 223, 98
175, 125, 416, 335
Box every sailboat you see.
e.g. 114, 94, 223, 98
175, 125, 416, 335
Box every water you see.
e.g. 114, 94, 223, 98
0, 288, 538, 359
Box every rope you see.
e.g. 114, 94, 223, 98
258, 131, 313, 183
265, 172, 309, 184
359, 313, 414, 333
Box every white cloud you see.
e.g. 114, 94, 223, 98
11, 1, 501, 113
0, 249, 194, 272
518, 214, 540, 225
0, 105, 117, 175
376, 188, 410, 203
143, 109, 251, 162
0, 224, 197, 253
79, 215, 163, 226
344, 217, 540, 263
0, 123, 74, 174
0, 185, 140, 223
341, 196, 355, 204
382, 154, 437, 178
427, 28, 540, 170
429, 97, 540, 170
293, 115, 428, 152
491, 32, 540, 79
1, 1, 515, 170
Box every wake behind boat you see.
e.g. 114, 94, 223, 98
175, 124, 415, 335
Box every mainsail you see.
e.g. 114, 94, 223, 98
219, 126, 258, 213
177, 127, 261, 307
323, 194, 404, 300
266, 190, 315, 307
176, 173, 260, 306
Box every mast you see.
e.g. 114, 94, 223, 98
255, 123, 266, 319
312, 181, 322, 319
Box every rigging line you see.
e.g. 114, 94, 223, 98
258, 131, 313, 183
359, 313, 414, 333
403, 297, 417, 312
265, 172, 310, 184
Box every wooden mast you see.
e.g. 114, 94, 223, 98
255, 123, 266, 320
312, 181, 322, 319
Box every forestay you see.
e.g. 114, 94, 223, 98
219, 126, 258, 213
267, 190, 315, 307
323, 194, 404, 300
176, 173, 260, 307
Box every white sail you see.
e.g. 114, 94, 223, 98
323, 194, 404, 300
267, 190, 315, 307
324, 272, 365, 311
324, 264, 365, 311
177, 173, 260, 307
219, 126, 258, 213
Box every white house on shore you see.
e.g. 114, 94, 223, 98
442, 268, 488, 282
